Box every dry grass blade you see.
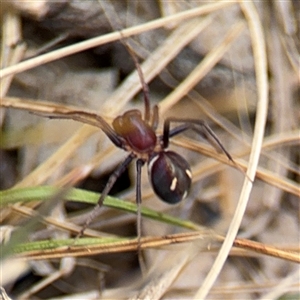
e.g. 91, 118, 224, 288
128, 243, 199, 300
159, 21, 245, 114
0, 2, 235, 79
172, 137, 299, 196
0, 11, 25, 97
11, 231, 299, 263
1, 0, 299, 299
194, 1, 269, 298
258, 268, 300, 299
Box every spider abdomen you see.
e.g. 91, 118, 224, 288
148, 151, 192, 204
113, 109, 157, 153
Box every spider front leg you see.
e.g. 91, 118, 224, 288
79, 153, 135, 237
163, 117, 233, 162
35, 110, 126, 149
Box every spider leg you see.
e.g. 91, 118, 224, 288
163, 123, 190, 148
99, 1, 151, 123
163, 118, 233, 162
133, 52, 151, 123
36, 110, 125, 149
151, 105, 159, 130
78, 153, 135, 237
118, 41, 151, 123
136, 158, 146, 273
136, 159, 144, 239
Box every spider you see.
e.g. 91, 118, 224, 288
36, 20, 234, 238
41, 66, 234, 239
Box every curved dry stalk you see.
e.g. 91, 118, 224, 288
194, 1, 269, 298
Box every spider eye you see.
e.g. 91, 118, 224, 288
148, 151, 192, 204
